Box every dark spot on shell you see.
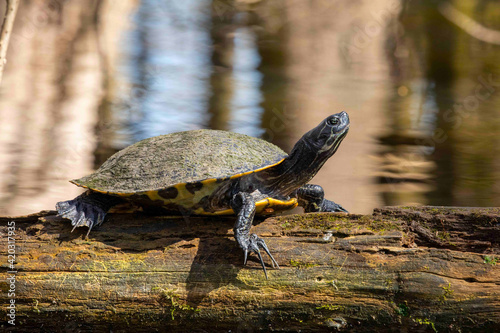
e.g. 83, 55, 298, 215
128, 194, 166, 209
185, 182, 203, 194
158, 187, 178, 199
128, 194, 151, 202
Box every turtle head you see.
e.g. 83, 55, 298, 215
304, 111, 350, 158
260, 112, 349, 196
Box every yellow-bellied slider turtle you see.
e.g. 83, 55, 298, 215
57, 112, 350, 277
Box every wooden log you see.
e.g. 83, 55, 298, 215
0, 207, 499, 332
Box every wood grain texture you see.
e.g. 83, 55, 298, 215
0, 207, 499, 332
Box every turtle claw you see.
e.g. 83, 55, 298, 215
333, 203, 348, 213
253, 234, 280, 269
243, 234, 280, 279
255, 249, 268, 279
243, 249, 249, 266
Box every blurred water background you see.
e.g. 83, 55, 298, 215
1, 0, 500, 216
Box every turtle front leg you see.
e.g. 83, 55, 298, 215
296, 184, 348, 213
231, 192, 279, 278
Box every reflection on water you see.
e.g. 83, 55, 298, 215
1, 0, 500, 215
117, 0, 211, 142
379, 0, 500, 208
229, 27, 265, 137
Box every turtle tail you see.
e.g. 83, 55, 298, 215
56, 191, 123, 236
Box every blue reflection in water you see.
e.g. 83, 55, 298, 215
116, 0, 265, 145
118, 0, 212, 144
229, 27, 265, 137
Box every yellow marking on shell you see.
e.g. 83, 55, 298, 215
196, 207, 234, 215
229, 158, 285, 180
255, 197, 298, 215
140, 179, 222, 210
144, 190, 162, 201
196, 197, 298, 216
71, 163, 294, 214
72, 177, 297, 216
112, 192, 133, 197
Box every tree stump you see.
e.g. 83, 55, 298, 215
1, 206, 499, 332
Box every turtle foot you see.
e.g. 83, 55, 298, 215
56, 192, 107, 236
297, 185, 348, 213
321, 199, 348, 213
242, 234, 279, 279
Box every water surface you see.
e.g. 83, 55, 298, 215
1, 0, 500, 215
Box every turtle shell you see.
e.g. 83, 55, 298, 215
73, 129, 287, 194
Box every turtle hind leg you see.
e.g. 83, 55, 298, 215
56, 191, 123, 235
296, 184, 348, 213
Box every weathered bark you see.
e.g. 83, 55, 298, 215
0, 206, 499, 332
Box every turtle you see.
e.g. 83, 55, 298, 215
56, 111, 350, 277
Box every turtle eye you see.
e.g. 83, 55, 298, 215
327, 117, 339, 126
